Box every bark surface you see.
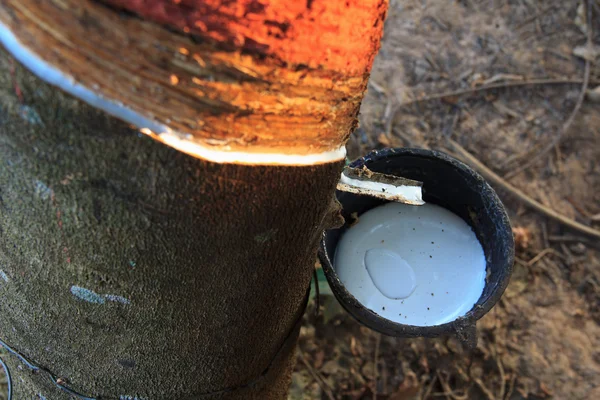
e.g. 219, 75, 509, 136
0, 49, 343, 398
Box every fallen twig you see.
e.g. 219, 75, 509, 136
447, 139, 600, 240
435, 371, 470, 400
313, 267, 320, 317
468, 355, 496, 400
369, 80, 387, 95
390, 77, 600, 114
297, 349, 336, 400
494, 343, 506, 400
383, 70, 600, 159
373, 333, 381, 400
422, 375, 438, 400
385, 76, 600, 146
514, 256, 529, 268
504, 0, 594, 179
515, 4, 559, 30
548, 235, 598, 246
505, 374, 517, 400
566, 196, 593, 218
526, 248, 566, 267
472, 376, 496, 400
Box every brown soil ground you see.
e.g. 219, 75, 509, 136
1, 1, 599, 400
291, 1, 600, 400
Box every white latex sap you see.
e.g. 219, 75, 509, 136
334, 202, 486, 326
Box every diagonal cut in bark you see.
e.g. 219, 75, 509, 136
0, 0, 388, 165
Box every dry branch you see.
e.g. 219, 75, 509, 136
447, 139, 600, 240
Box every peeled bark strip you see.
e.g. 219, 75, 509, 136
0, 0, 387, 164
337, 167, 424, 205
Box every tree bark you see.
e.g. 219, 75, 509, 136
0, 1, 387, 398
0, 50, 341, 398
0, 0, 388, 162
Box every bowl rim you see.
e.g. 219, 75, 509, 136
319, 147, 515, 338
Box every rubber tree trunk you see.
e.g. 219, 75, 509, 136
0, 1, 387, 399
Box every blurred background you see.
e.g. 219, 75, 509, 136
291, 1, 600, 399
2, 0, 600, 399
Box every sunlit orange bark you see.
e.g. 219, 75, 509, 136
103, 0, 387, 75
0, 0, 388, 162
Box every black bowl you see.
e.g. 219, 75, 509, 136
319, 148, 514, 338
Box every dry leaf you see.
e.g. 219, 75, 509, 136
313, 350, 325, 369
389, 370, 420, 400
469, 72, 485, 86
512, 226, 532, 250
419, 355, 430, 373
350, 336, 362, 357
441, 95, 460, 105
360, 360, 375, 380
320, 359, 341, 376
540, 381, 554, 397
377, 133, 392, 147
573, 44, 600, 62
586, 86, 600, 103
493, 101, 520, 118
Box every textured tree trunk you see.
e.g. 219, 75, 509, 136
0, 1, 387, 398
